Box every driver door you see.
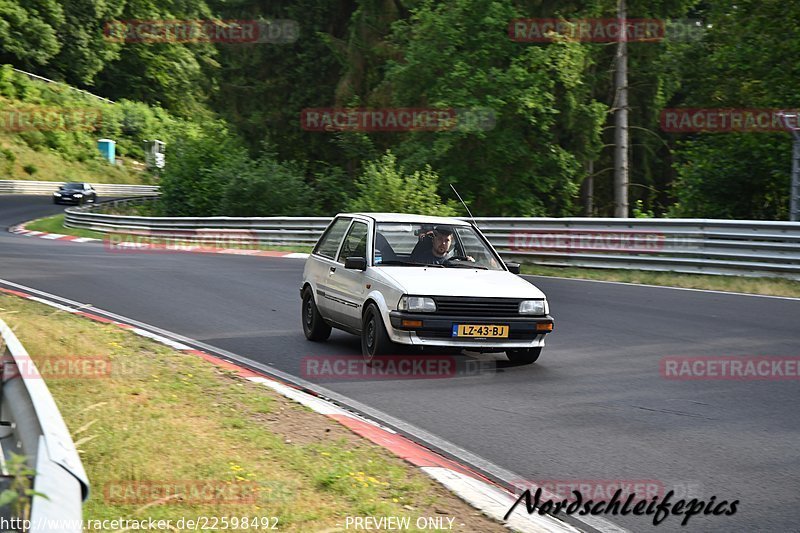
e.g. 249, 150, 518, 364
328, 220, 370, 329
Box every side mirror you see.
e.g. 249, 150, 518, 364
505, 261, 521, 274
344, 256, 368, 270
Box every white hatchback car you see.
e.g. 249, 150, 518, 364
300, 213, 554, 364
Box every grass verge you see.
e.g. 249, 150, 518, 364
0, 293, 505, 532
25, 213, 107, 239
521, 263, 800, 298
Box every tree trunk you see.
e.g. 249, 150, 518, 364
613, 0, 629, 218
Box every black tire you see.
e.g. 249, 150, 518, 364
506, 347, 542, 365
361, 303, 392, 364
301, 288, 331, 342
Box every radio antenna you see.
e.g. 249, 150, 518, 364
450, 183, 476, 225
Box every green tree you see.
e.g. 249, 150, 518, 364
0, 0, 63, 68
665, 0, 800, 219
159, 122, 245, 216
383, 0, 606, 216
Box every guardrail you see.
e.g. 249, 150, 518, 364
0, 319, 89, 532
11, 67, 115, 105
63, 198, 800, 280
0, 180, 159, 197
66, 198, 330, 247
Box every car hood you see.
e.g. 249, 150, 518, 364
375, 266, 546, 299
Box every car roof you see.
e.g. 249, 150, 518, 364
339, 212, 471, 226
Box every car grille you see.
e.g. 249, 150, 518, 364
431, 297, 523, 317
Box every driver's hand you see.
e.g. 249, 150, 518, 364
467, 255, 475, 262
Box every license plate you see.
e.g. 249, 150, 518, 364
452, 324, 509, 338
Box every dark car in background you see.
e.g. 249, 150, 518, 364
53, 182, 97, 205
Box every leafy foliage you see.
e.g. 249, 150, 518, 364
348, 151, 457, 215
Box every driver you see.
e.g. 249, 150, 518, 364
412, 226, 474, 265
411, 226, 454, 265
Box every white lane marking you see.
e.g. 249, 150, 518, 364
248, 376, 394, 430
25, 296, 80, 313
524, 274, 800, 301
248, 376, 370, 421
285, 252, 309, 259
129, 327, 193, 350
71, 237, 98, 243
25, 231, 44, 236
422, 467, 587, 533
40, 233, 67, 239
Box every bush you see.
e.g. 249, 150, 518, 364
219, 158, 315, 217
22, 164, 37, 175
159, 122, 247, 216
0, 147, 15, 174
347, 151, 457, 216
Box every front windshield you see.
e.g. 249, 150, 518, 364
64, 183, 82, 190
373, 222, 504, 270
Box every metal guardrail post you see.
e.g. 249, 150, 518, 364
778, 112, 800, 222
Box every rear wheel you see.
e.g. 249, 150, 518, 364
302, 288, 331, 341
362, 303, 392, 365
506, 347, 542, 364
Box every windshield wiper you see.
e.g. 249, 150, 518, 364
378, 260, 444, 268
442, 257, 488, 269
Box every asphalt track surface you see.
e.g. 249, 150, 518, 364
1, 195, 798, 532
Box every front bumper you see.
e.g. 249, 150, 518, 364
53, 196, 82, 203
387, 311, 554, 349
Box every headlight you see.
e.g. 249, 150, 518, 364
53, 192, 61, 196
74, 193, 83, 197
519, 300, 547, 315
398, 296, 436, 313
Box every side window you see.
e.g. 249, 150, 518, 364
456, 227, 496, 267
337, 221, 368, 262
314, 218, 352, 259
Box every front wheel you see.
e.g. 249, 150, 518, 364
361, 303, 392, 365
302, 288, 331, 341
506, 347, 542, 364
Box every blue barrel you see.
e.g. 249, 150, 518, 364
97, 139, 116, 164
